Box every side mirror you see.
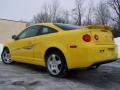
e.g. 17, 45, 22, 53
12, 35, 18, 40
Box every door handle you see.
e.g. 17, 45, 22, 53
23, 43, 36, 50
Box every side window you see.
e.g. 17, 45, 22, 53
18, 30, 28, 39
42, 27, 49, 34
38, 26, 57, 35
18, 26, 41, 39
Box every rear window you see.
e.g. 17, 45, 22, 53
54, 23, 80, 30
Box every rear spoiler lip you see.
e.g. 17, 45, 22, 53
84, 25, 112, 31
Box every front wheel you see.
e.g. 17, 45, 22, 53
1, 48, 13, 64
45, 51, 68, 77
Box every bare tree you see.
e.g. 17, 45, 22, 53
83, 1, 94, 25
50, 0, 60, 22
56, 10, 70, 23
32, 0, 60, 23
72, 0, 84, 26
33, 4, 51, 23
107, 0, 120, 30
95, 1, 111, 25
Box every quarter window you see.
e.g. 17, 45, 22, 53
42, 27, 49, 34
38, 26, 57, 35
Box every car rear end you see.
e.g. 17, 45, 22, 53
69, 25, 117, 68
87, 25, 117, 65
53, 24, 117, 69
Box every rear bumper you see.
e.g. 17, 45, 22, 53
66, 44, 118, 69
69, 59, 117, 70
90, 58, 117, 67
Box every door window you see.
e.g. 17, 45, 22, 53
18, 26, 41, 39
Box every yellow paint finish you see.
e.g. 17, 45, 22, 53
4, 23, 118, 69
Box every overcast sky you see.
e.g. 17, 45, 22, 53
0, 0, 100, 21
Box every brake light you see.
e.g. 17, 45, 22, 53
94, 34, 99, 40
82, 34, 91, 42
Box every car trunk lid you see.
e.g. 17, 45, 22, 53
85, 25, 114, 45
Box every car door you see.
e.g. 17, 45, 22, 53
11, 25, 41, 63
33, 26, 58, 65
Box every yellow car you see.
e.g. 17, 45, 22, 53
1, 23, 117, 77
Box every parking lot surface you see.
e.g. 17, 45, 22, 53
0, 59, 120, 90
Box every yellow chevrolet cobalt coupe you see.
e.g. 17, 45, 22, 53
1, 23, 117, 77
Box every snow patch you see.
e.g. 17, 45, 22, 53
115, 37, 120, 58
0, 44, 4, 60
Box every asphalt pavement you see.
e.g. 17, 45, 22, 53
0, 59, 120, 90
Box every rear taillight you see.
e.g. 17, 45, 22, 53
82, 34, 91, 42
94, 34, 99, 40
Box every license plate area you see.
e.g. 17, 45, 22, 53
107, 48, 114, 57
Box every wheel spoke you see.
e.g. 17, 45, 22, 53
47, 53, 62, 75
56, 60, 61, 65
2, 50, 11, 64
54, 66, 60, 74
51, 54, 56, 61
49, 60, 53, 65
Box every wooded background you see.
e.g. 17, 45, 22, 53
27, 0, 120, 37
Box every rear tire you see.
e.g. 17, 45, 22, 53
1, 48, 13, 64
45, 50, 68, 77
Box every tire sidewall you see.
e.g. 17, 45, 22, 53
45, 51, 68, 77
1, 48, 12, 64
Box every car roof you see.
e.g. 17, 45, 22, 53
30, 23, 64, 32
33, 23, 54, 26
